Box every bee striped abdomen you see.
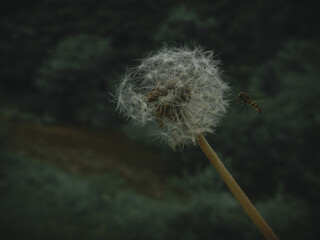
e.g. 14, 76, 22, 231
249, 101, 262, 113
238, 92, 262, 113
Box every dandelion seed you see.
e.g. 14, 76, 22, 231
114, 46, 230, 149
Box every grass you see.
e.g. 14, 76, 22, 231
5, 121, 168, 198
0, 120, 311, 240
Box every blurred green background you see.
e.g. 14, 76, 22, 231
0, 0, 319, 239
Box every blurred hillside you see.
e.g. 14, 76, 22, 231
0, 0, 319, 239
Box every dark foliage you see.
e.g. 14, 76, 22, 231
0, 0, 319, 239
0, 154, 313, 240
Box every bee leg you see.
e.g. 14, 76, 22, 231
238, 104, 245, 113
156, 115, 163, 128
159, 119, 164, 128
176, 143, 184, 152
245, 104, 249, 117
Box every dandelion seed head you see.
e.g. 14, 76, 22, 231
115, 46, 230, 149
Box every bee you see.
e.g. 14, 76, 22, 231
147, 85, 191, 128
237, 91, 262, 113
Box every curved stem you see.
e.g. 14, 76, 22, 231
197, 133, 279, 240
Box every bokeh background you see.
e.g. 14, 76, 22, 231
1, 0, 319, 239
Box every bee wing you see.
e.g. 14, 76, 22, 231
249, 95, 267, 103
230, 92, 267, 107
230, 96, 242, 105
230, 89, 245, 105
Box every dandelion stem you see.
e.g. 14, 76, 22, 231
196, 133, 279, 240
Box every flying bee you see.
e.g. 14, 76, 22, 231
147, 85, 191, 128
237, 91, 262, 113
